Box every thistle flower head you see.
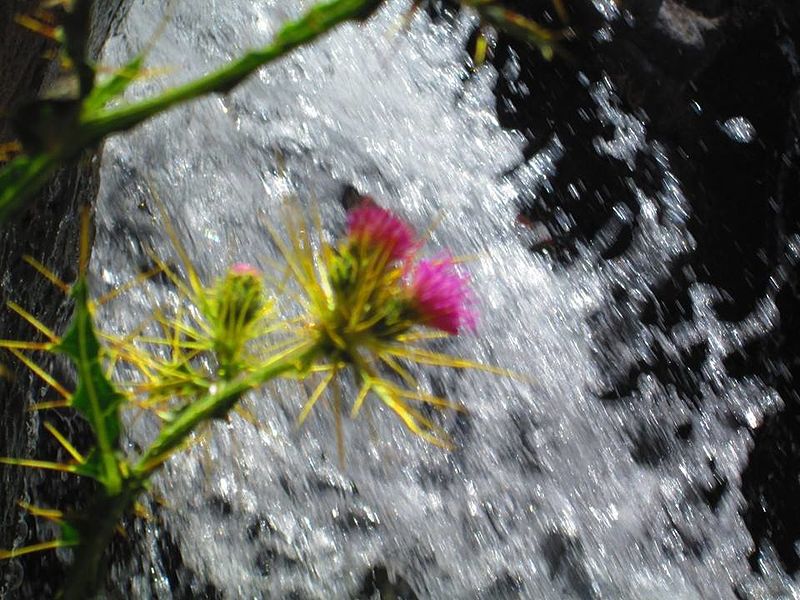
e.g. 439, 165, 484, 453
211, 263, 265, 330
122, 258, 276, 404
261, 201, 498, 452
345, 202, 415, 263
409, 256, 476, 335
204, 263, 269, 376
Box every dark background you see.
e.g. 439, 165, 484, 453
446, 0, 800, 582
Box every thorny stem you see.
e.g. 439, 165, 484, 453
61, 343, 320, 599
133, 343, 320, 478
60, 482, 142, 600
460, 0, 565, 50
0, 0, 385, 219
79, 0, 384, 138
61, 0, 96, 98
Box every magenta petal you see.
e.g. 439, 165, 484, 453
410, 257, 477, 335
346, 204, 415, 262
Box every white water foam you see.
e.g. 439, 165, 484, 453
90, 1, 795, 597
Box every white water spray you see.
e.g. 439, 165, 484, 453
90, 1, 794, 597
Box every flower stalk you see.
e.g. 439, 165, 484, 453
132, 342, 320, 477
58, 344, 322, 599
60, 481, 144, 600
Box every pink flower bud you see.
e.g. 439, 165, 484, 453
229, 262, 260, 277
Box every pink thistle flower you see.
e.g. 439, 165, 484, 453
346, 202, 415, 262
409, 256, 477, 335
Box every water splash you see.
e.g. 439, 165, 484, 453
89, 1, 796, 597
719, 116, 757, 144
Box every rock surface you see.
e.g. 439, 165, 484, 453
475, 0, 800, 580
0, 1, 124, 596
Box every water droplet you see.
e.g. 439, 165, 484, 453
718, 116, 756, 143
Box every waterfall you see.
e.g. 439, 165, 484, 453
86, 1, 796, 597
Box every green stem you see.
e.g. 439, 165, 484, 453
80, 0, 384, 138
60, 480, 143, 600
0, 0, 384, 219
134, 343, 319, 477
60, 343, 320, 599
62, 0, 96, 98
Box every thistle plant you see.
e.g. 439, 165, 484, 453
0, 1, 543, 596
0, 200, 513, 598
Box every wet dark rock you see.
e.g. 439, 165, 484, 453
736, 30, 800, 567
0, 1, 127, 596
246, 514, 278, 541
506, 409, 544, 474
702, 470, 729, 513
335, 505, 381, 532
0, 134, 96, 597
208, 495, 233, 518
253, 545, 301, 579
254, 547, 277, 577
675, 421, 694, 440
540, 531, 597, 599
111, 527, 225, 600
476, 571, 524, 599
356, 565, 419, 600
474, 0, 800, 578
630, 421, 675, 467
0, 1, 54, 143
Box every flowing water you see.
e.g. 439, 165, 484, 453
86, 1, 797, 597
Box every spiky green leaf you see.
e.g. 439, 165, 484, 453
53, 278, 123, 492
60, 521, 81, 547
82, 55, 145, 115
72, 450, 104, 481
